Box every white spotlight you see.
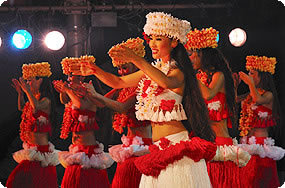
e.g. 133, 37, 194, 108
0, 37, 2, 48
44, 31, 65, 50
229, 28, 247, 47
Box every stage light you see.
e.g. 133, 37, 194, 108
44, 31, 65, 50
229, 28, 247, 47
12, 29, 33, 49
216, 34, 219, 43
0, 37, 2, 48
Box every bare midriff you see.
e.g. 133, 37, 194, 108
151, 120, 187, 142
127, 126, 152, 138
72, 130, 97, 145
210, 119, 230, 138
27, 132, 49, 145
248, 128, 268, 137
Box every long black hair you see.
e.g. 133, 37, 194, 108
171, 43, 216, 142
199, 47, 238, 127
38, 76, 56, 128
256, 71, 282, 126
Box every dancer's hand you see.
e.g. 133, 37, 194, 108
53, 80, 69, 93
80, 62, 97, 76
83, 80, 98, 97
239, 71, 254, 86
69, 62, 97, 76
109, 46, 139, 64
18, 77, 31, 93
11, 78, 22, 94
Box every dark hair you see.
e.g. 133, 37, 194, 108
38, 77, 56, 128
199, 48, 238, 127
256, 71, 282, 126
171, 43, 215, 142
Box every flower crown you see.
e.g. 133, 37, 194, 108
184, 27, 219, 50
246, 55, 277, 75
22, 62, 52, 80
61, 55, 96, 75
108, 37, 145, 67
143, 12, 191, 44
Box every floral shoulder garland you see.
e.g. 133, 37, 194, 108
239, 88, 266, 136
20, 102, 34, 142
136, 60, 175, 113
60, 102, 73, 139
112, 87, 137, 134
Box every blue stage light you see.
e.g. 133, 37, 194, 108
216, 34, 219, 43
12, 29, 32, 49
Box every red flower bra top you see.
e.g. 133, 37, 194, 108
251, 104, 276, 128
60, 102, 99, 139
20, 102, 52, 142
196, 70, 232, 128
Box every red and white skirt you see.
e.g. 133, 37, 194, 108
134, 131, 217, 188
59, 142, 114, 188
207, 137, 251, 188
6, 142, 59, 188
110, 135, 152, 188
238, 136, 285, 188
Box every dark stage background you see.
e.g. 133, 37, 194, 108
0, 0, 284, 186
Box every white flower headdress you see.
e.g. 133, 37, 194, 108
143, 12, 191, 44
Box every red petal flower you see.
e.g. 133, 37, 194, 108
160, 99, 176, 111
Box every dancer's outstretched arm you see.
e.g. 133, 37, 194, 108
198, 72, 225, 100
84, 82, 136, 113
109, 46, 184, 90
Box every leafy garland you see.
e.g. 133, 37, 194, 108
239, 89, 265, 136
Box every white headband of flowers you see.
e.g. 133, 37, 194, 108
143, 12, 191, 44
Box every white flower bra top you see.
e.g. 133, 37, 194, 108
135, 59, 187, 122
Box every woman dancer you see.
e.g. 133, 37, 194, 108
237, 55, 285, 188
72, 12, 217, 188
184, 27, 251, 188
85, 38, 151, 188
53, 56, 113, 188
7, 62, 59, 188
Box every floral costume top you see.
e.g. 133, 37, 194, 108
196, 70, 232, 128
135, 59, 187, 122
20, 102, 52, 142
60, 102, 99, 139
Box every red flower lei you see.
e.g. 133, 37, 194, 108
20, 102, 34, 142
141, 79, 164, 98
60, 102, 73, 139
196, 69, 210, 87
239, 89, 266, 136
112, 87, 137, 134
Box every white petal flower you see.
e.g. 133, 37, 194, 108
207, 101, 221, 111
248, 136, 256, 145
258, 111, 268, 118
240, 136, 248, 144
38, 116, 47, 124
251, 104, 258, 110
78, 115, 88, 123
132, 136, 144, 145
264, 137, 274, 146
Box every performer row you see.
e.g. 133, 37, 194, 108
7, 11, 284, 188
